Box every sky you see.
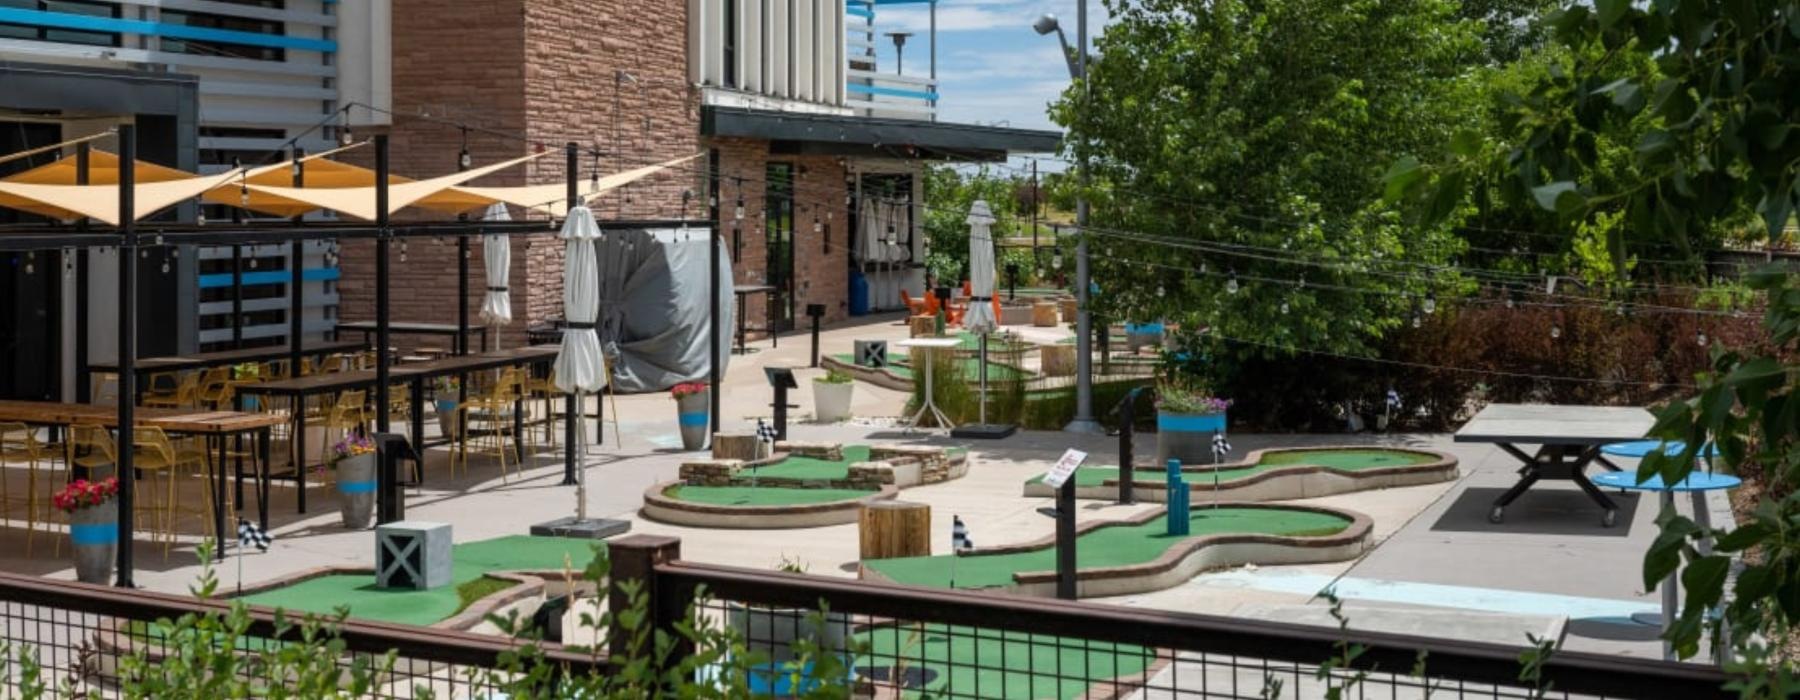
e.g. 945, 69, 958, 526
870, 0, 1112, 134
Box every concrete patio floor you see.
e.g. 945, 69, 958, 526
0, 313, 1722, 663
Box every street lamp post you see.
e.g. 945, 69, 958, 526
886, 32, 913, 75
1036, 8, 1102, 437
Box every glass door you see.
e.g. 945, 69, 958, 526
765, 163, 795, 332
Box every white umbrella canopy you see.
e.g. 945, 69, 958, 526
555, 206, 608, 394
477, 202, 513, 337
963, 200, 998, 333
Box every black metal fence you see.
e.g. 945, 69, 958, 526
0, 571, 602, 698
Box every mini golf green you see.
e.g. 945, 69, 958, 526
665, 484, 879, 506
864, 507, 1351, 590
853, 624, 1152, 700
1027, 448, 1436, 488
743, 444, 873, 481
830, 353, 1034, 382
238, 535, 599, 627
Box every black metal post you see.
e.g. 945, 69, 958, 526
74, 145, 90, 404
561, 142, 579, 486
231, 246, 244, 347
1056, 479, 1076, 599
115, 124, 137, 588
457, 145, 471, 356
374, 135, 391, 434
289, 149, 305, 383
708, 150, 722, 437
1007, 262, 1019, 301
772, 384, 790, 441
806, 303, 824, 367
1118, 385, 1153, 505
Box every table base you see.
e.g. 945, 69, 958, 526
1488, 443, 1620, 527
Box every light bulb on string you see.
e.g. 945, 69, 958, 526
1280, 301, 1290, 315
458, 147, 472, 170
1550, 325, 1562, 340
400, 239, 409, 263
1696, 329, 1709, 347
1156, 283, 1165, 297
1226, 271, 1239, 295
23, 252, 34, 276
734, 198, 745, 221
1052, 254, 1063, 271
813, 215, 822, 234
1411, 313, 1422, 329
1423, 294, 1437, 315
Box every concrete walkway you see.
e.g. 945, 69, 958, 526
0, 313, 1713, 663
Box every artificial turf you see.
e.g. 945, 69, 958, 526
1026, 448, 1436, 488
744, 444, 874, 480
853, 624, 1153, 700
863, 507, 1351, 590
238, 535, 599, 626
666, 484, 879, 506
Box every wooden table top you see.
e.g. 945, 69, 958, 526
236, 346, 558, 397
0, 401, 284, 433
88, 340, 368, 374
337, 321, 487, 335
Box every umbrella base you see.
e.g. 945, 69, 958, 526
950, 423, 1018, 440
530, 516, 631, 540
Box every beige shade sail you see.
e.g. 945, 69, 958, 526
243, 151, 543, 221
0, 151, 241, 226
452, 152, 704, 218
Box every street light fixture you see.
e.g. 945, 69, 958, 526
1033, 6, 1101, 437
1033, 14, 1080, 79
886, 32, 914, 75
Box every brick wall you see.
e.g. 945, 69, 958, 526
713, 137, 852, 334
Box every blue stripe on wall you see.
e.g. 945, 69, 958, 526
198, 267, 340, 289
845, 5, 874, 19
846, 83, 938, 101
0, 8, 337, 52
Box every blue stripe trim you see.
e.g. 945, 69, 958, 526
71, 522, 118, 546
1156, 413, 1227, 432
1125, 322, 1165, 334
0, 8, 337, 52
846, 83, 938, 101
198, 267, 340, 289
845, 5, 874, 18
337, 479, 377, 494
678, 413, 708, 427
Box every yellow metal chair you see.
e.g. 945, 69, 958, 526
0, 422, 57, 556
131, 427, 211, 556
142, 372, 200, 409
194, 367, 235, 410
452, 368, 526, 482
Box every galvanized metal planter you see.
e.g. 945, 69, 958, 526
335, 452, 378, 529
68, 499, 117, 585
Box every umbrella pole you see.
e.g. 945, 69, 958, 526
575, 388, 587, 522
978, 333, 989, 425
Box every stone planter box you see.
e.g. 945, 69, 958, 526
1156, 411, 1228, 466
999, 303, 1033, 326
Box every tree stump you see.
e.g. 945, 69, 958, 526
1059, 298, 1080, 323
712, 432, 768, 462
859, 501, 931, 560
1040, 344, 1077, 377
1032, 302, 1060, 327
908, 315, 937, 337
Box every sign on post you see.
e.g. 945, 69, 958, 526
1041, 449, 1088, 489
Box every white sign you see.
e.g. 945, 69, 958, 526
1040, 449, 1088, 489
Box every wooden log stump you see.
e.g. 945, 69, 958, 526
1040, 344, 1077, 377
1031, 302, 1060, 327
1059, 298, 1080, 323
999, 303, 1033, 326
859, 501, 931, 561
712, 432, 768, 462
908, 315, 938, 338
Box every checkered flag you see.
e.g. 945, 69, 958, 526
1385, 388, 1402, 411
1211, 431, 1232, 460
756, 419, 778, 445
237, 519, 272, 552
952, 515, 973, 552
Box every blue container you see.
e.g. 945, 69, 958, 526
849, 269, 870, 316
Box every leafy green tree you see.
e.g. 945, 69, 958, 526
922, 166, 1026, 286
1395, 0, 1799, 669
1051, 0, 1489, 394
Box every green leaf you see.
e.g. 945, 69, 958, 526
1425, 171, 1466, 224
1713, 521, 1773, 553
1643, 528, 1688, 591
1382, 157, 1424, 203
1595, 0, 1630, 28
1448, 130, 1481, 158
1531, 181, 1580, 213
1681, 556, 1730, 610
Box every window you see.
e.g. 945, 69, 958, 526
0, 0, 121, 48
723, 0, 737, 87
160, 9, 285, 61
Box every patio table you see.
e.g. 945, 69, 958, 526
392, 345, 561, 466
336, 321, 489, 354
733, 285, 777, 354
0, 401, 283, 560
87, 340, 367, 381
896, 337, 963, 433
1454, 403, 1654, 527
1590, 468, 1739, 660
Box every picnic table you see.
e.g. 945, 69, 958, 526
1453, 403, 1654, 527
1591, 466, 1739, 660
336, 321, 489, 354
0, 401, 284, 559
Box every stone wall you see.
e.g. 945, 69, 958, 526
675, 443, 959, 491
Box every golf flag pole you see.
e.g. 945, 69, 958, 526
1211, 431, 1231, 508
951, 515, 972, 590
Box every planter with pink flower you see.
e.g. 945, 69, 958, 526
672, 382, 710, 451
326, 434, 378, 529
1155, 382, 1233, 465
54, 477, 120, 584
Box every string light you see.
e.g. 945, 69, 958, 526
458, 128, 472, 170
1696, 329, 1709, 347
23, 252, 33, 276
1550, 325, 1562, 339
1226, 270, 1239, 295
1423, 294, 1437, 315
1280, 300, 1290, 314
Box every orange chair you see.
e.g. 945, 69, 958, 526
900, 289, 927, 316
962, 280, 973, 296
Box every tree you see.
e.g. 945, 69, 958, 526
1050, 0, 1489, 415
1393, 0, 1799, 668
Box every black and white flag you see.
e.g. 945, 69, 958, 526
237, 519, 272, 552
1211, 431, 1232, 460
1386, 388, 1403, 411
952, 515, 973, 552
756, 419, 778, 444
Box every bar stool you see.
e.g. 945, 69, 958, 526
452, 368, 525, 481
0, 422, 56, 556
131, 427, 212, 556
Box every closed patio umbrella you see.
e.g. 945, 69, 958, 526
964, 200, 997, 333
555, 205, 607, 520
478, 202, 513, 351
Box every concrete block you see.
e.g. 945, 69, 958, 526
377, 521, 453, 590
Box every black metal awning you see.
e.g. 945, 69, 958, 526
702, 106, 1061, 161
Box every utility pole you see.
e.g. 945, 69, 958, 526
1066, 0, 1101, 435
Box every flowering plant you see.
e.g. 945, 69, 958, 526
233, 362, 260, 381
328, 433, 376, 467
1155, 381, 1233, 415
52, 478, 119, 514
670, 382, 709, 399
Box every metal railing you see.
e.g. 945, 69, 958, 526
0, 571, 603, 697
616, 536, 1737, 700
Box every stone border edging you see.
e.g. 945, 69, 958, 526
641, 480, 901, 529
861, 502, 1373, 600
1021, 446, 1459, 503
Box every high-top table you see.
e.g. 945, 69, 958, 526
336, 321, 489, 355
87, 340, 368, 380
895, 337, 963, 433
0, 401, 284, 559
1591, 467, 1739, 659
235, 345, 559, 512
1454, 403, 1655, 527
